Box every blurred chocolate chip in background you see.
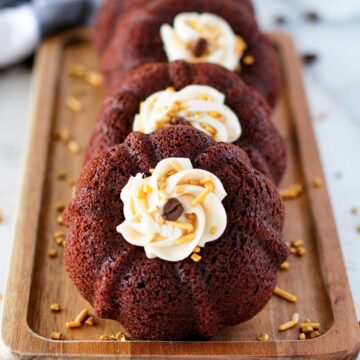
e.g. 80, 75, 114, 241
302, 52, 318, 65
305, 11, 321, 23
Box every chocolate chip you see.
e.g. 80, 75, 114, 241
305, 11, 320, 22
193, 38, 208, 57
162, 198, 184, 221
170, 116, 191, 126
302, 52, 318, 65
274, 15, 287, 25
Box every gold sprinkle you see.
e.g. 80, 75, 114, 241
85, 316, 96, 326
113, 332, 126, 341
48, 249, 58, 258
191, 253, 202, 262
50, 332, 64, 340
56, 214, 63, 225
200, 176, 212, 185
291, 239, 304, 247
131, 214, 142, 223
296, 246, 306, 256
99, 335, 110, 340
176, 233, 196, 244
185, 213, 197, 221
54, 128, 70, 143
273, 286, 297, 303
280, 261, 289, 270
235, 35, 247, 53
169, 160, 182, 172
243, 55, 255, 65
302, 325, 314, 333
136, 190, 146, 199
55, 201, 65, 212
200, 122, 217, 137
142, 184, 153, 194
68, 140, 81, 154
299, 333, 306, 340
166, 86, 175, 92
193, 246, 201, 253
257, 333, 269, 341
204, 181, 214, 192
207, 111, 225, 122
197, 95, 214, 101
175, 186, 184, 194
210, 227, 216, 235
166, 220, 194, 232
158, 179, 166, 190
279, 320, 296, 331
75, 309, 89, 323
301, 322, 320, 330
194, 112, 203, 119
292, 313, 300, 324
159, 190, 168, 200
313, 177, 323, 188
158, 216, 165, 225
149, 233, 162, 243
149, 168, 155, 174
68, 178, 77, 187
289, 247, 297, 254
165, 170, 176, 178
57, 171, 67, 180
189, 180, 200, 185
66, 96, 83, 113
66, 320, 81, 329
310, 330, 321, 339
192, 188, 210, 207
85, 71, 103, 87
50, 304, 61, 312
279, 184, 303, 199
69, 63, 86, 78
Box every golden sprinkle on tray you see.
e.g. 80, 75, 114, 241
85, 71, 104, 87
56, 214, 63, 225
257, 333, 269, 341
50, 332, 64, 340
310, 330, 321, 338
68, 63, 86, 78
279, 320, 296, 331
50, 304, 61, 312
291, 239, 304, 248
85, 316, 96, 326
280, 261, 289, 270
55, 201, 65, 212
56, 171, 67, 180
66, 320, 81, 329
74, 309, 89, 324
99, 335, 111, 340
273, 286, 297, 303
279, 184, 303, 200
313, 177, 323, 188
68, 140, 81, 155
66, 96, 83, 113
54, 128, 70, 143
299, 333, 306, 340
48, 249, 58, 258
243, 55, 255, 65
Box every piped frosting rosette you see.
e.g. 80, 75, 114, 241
160, 12, 246, 71
117, 158, 227, 262
133, 85, 241, 142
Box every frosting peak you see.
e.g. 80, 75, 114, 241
117, 158, 227, 262
160, 12, 246, 71
133, 85, 242, 142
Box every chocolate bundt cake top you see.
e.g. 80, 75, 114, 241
86, 61, 286, 184
97, 0, 280, 107
64, 125, 288, 340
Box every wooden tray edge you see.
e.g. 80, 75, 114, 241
0, 29, 359, 359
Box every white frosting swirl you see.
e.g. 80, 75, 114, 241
133, 85, 241, 142
160, 12, 246, 71
117, 158, 227, 262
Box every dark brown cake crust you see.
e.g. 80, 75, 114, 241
64, 125, 288, 340
93, 0, 255, 54
97, 0, 280, 107
86, 61, 287, 185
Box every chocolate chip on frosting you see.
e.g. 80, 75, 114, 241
170, 116, 191, 126
162, 198, 184, 221
193, 38, 208, 57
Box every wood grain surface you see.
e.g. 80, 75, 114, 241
1, 29, 359, 359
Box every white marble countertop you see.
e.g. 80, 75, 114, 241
0, 0, 359, 354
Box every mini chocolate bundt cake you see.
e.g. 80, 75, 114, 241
86, 61, 286, 185
97, 0, 280, 107
64, 125, 288, 340
94, 0, 255, 54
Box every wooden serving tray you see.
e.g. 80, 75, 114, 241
1, 29, 359, 359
